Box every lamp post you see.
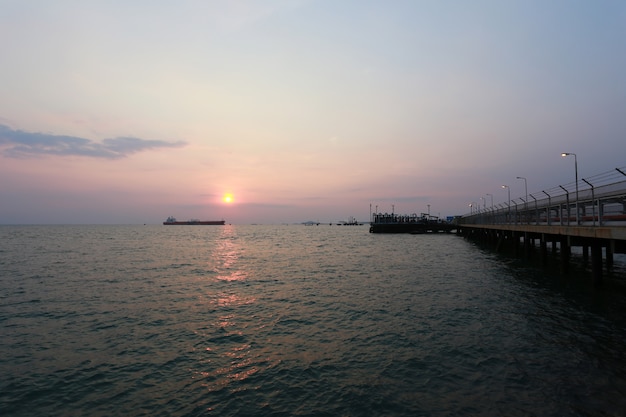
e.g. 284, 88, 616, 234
516, 176, 528, 223
516, 176, 527, 209
502, 185, 510, 223
486, 193, 494, 223
561, 152, 579, 224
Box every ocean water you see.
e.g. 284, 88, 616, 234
1, 224, 626, 416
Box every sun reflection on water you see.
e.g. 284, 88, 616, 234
213, 225, 248, 282
192, 225, 263, 394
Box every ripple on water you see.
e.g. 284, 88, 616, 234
1, 225, 626, 416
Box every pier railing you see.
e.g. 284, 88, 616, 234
460, 166, 626, 227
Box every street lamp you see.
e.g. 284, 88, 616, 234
486, 193, 494, 223
516, 176, 527, 209
516, 177, 528, 224
561, 152, 579, 224
502, 185, 510, 222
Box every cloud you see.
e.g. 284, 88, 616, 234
0, 124, 186, 159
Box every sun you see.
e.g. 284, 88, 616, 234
223, 193, 234, 204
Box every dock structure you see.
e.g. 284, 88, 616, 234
370, 212, 456, 233
458, 166, 626, 285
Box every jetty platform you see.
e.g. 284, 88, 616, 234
369, 213, 456, 233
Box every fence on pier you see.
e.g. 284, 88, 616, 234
461, 166, 626, 227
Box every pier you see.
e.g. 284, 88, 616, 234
457, 166, 626, 285
369, 212, 456, 233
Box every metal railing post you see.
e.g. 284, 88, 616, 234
559, 185, 569, 226
530, 194, 538, 225
542, 190, 551, 225
581, 178, 595, 226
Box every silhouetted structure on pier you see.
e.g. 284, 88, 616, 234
370, 212, 455, 233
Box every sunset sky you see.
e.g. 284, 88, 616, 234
2, 0, 625, 224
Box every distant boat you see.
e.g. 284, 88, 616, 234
337, 216, 363, 226
163, 216, 225, 225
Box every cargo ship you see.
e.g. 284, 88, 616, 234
163, 216, 225, 225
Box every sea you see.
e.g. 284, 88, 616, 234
2, 224, 626, 417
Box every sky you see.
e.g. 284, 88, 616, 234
1, 0, 625, 224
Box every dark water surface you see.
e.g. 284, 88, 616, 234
1, 225, 626, 416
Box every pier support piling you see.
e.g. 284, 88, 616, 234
607, 240, 615, 270
458, 223, 625, 285
560, 236, 571, 275
591, 242, 603, 286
